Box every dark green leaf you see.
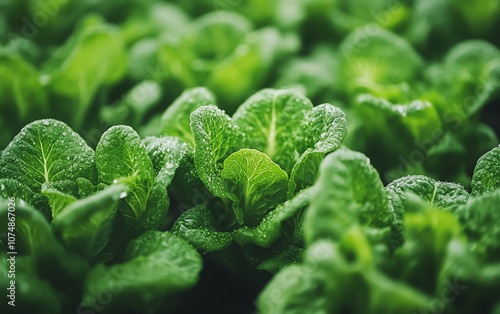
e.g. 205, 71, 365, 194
82, 231, 202, 311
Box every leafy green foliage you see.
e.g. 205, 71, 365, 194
0, 48, 48, 121
232, 187, 312, 247
0, 119, 96, 211
232, 89, 313, 171
0, 198, 88, 284
52, 184, 129, 257
190, 105, 244, 223
0, 117, 197, 313
386, 175, 470, 216
159, 87, 216, 146
1, 1, 500, 313
304, 148, 394, 246
96, 126, 156, 224
340, 25, 422, 101
455, 190, 500, 261
289, 103, 347, 195
221, 149, 288, 227
82, 231, 202, 312
170, 89, 348, 278
1, 119, 95, 192
471, 146, 500, 196
0, 255, 64, 314
100, 80, 162, 129
46, 23, 127, 128
171, 204, 233, 252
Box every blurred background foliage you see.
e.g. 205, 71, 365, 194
1, 0, 499, 187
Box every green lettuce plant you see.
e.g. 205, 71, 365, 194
0, 119, 202, 313
258, 146, 500, 314
154, 87, 347, 274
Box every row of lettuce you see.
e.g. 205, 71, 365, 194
1, 88, 500, 313
1, 0, 500, 189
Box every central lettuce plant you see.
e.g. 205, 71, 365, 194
159, 87, 350, 271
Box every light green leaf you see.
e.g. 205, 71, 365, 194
295, 104, 348, 154
437, 239, 500, 312
288, 153, 324, 197
385, 176, 468, 248
171, 204, 233, 252
258, 264, 330, 314
340, 25, 422, 99
304, 148, 393, 245
96, 125, 155, 224
186, 11, 252, 60
47, 25, 127, 128
52, 184, 128, 257
0, 49, 48, 120
100, 80, 162, 127
82, 231, 202, 311
471, 146, 500, 196
355, 94, 442, 143
390, 206, 463, 294
443, 40, 500, 116
160, 87, 216, 146
208, 28, 286, 105
232, 89, 313, 172
289, 104, 347, 195
221, 148, 288, 227
0, 119, 96, 199
143, 136, 192, 175
190, 106, 244, 222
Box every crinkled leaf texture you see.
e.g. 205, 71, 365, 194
289, 103, 347, 196
190, 105, 244, 223
385, 175, 469, 248
171, 204, 233, 252
386, 175, 470, 216
189, 89, 346, 229
0, 178, 43, 209
96, 126, 172, 231
0, 119, 96, 192
0, 119, 96, 210
82, 231, 202, 312
471, 146, 500, 196
143, 136, 190, 229
232, 89, 313, 172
